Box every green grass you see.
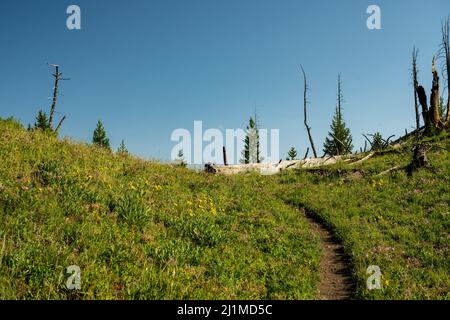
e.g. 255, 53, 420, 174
274, 133, 450, 299
0, 118, 319, 299
0, 117, 448, 299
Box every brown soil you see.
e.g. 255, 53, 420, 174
303, 211, 355, 300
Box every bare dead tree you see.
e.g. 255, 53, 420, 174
300, 65, 318, 158
417, 84, 431, 132
223, 146, 228, 166
303, 147, 310, 160
55, 115, 66, 132
48, 64, 61, 129
384, 135, 395, 146
412, 46, 420, 129
337, 73, 343, 120
430, 58, 442, 127
362, 134, 374, 150
362, 133, 395, 151
439, 17, 450, 127
417, 57, 445, 134
414, 17, 450, 134
47, 64, 69, 132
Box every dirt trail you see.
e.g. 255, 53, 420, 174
302, 210, 355, 300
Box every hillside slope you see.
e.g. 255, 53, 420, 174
0, 118, 319, 299
275, 134, 450, 299
0, 117, 448, 299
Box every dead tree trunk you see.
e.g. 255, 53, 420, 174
441, 17, 450, 127
303, 147, 310, 160
417, 58, 445, 134
55, 116, 66, 132
430, 58, 442, 128
412, 47, 421, 129
223, 146, 228, 166
407, 144, 429, 176
300, 65, 318, 158
48, 65, 61, 130
417, 85, 431, 133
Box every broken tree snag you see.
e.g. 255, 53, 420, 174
55, 115, 66, 132
430, 58, 442, 129
417, 57, 446, 134
362, 134, 374, 151
441, 17, 450, 127
417, 85, 428, 116
204, 163, 217, 174
303, 147, 310, 160
222, 146, 228, 166
300, 65, 318, 158
413, 145, 429, 167
417, 85, 432, 134
383, 135, 395, 148
412, 46, 421, 129
48, 64, 61, 129
407, 144, 429, 176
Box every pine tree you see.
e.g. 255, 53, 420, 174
241, 117, 261, 164
92, 120, 110, 150
117, 140, 128, 155
34, 110, 51, 131
287, 147, 298, 160
323, 74, 353, 156
371, 132, 384, 151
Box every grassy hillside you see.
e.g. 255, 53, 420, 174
275, 134, 450, 299
0, 117, 448, 299
0, 118, 319, 299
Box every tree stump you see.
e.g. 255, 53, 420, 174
407, 145, 429, 176
204, 163, 217, 174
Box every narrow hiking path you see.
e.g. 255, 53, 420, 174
301, 208, 355, 300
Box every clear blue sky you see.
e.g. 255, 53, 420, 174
0, 0, 449, 163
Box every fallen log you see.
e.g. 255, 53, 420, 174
206, 152, 376, 175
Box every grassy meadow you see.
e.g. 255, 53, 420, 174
0, 118, 319, 299
0, 117, 448, 299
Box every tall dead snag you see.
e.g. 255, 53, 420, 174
440, 17, 450, 127
430, 58, 442, 127
412, 46, 420, 129
300, 65, 318, 158
48, 64, 61, 129
223, 146, 228, 166
417, 58, 445, 134
47, 64, 69, 132
412, 19, 450, 134
417, 85, 431, 132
